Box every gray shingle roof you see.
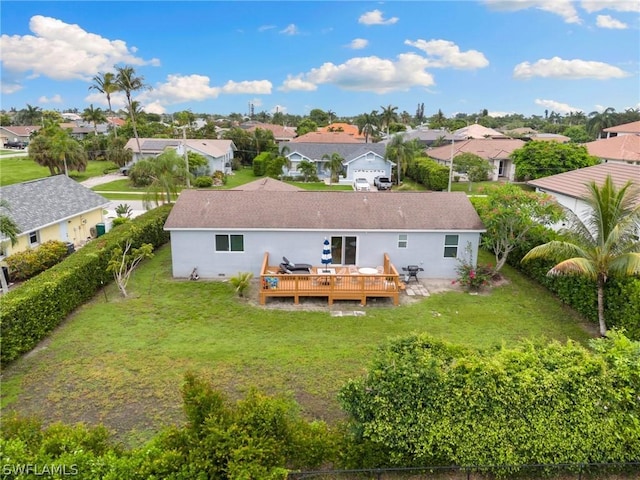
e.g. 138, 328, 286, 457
282, 142, 386, 162
164, 190, 485, 232
0, 175, 110, 233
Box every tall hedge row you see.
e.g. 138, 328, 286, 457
0, 205, 172, 366
405, 156, 450, 191
339, 333, 640, 471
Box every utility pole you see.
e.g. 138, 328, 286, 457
181, 126, 190, 188
447, 135, 454, 192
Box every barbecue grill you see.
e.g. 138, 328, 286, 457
402, 265, 424, 283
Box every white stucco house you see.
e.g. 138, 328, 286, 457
124, 138, 236, 174
163, 184, 485, 280
281, 143, 393, 184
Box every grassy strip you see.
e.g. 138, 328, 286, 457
1, 246, 593, 446
1, 157, 117, 186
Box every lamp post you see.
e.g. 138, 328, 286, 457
181, 126, 190, 188
447, 136, 454, 192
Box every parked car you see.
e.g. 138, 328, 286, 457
353, 178, 371, 191
374, 176, 392, 190
4, 141, 28, 149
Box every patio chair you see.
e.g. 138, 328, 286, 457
282, 256, 312, 272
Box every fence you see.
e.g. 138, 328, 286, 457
287, 462, 640, 479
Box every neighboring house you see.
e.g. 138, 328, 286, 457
281, 143, 393, 184
0, 175, 110, 257
124, 138, 236, 174
232, 177, 303, 192
601, 120, 640, 138
528, 133, 570, 143
317, 122, 366, 141
426, 138, 525, 181
380, 128, 465, 147
0, 125, 40, 146
164, 188, 485, 279
583, 134, 640, 166
454, 124, 507, 139
527, 163, 640, 230
291, 131, 364, 143
242, 121, 297, 142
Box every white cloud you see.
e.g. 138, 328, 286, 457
405, 39, 489, 69
0, 80, 23, 95
488, 111, 516, 117
0, 15, 159, 84
280, 24, 299, 35
271, 104, 287, 114
143, 101, 166, 115
349, 38, 369, 50
38, 94, 63, 103
596, 14, 628, 28
514, 56, 629, 79
358, 9, 399, 25
279, 74, 318, 92
221, 80, 272, 95
535, 98, 582, 114
581, 0, 640, 13
284, 53, 435, 94
484, 0, 581, 23
258, 25, 276, 32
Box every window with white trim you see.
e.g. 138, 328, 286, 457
29, 231, 39, 246
398, 234, 408, 249
443, 234, 458, 258
215, 234, 244, 252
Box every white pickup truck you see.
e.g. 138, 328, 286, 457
374, 176, 392, 190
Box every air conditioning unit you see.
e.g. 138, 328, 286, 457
89, 226, 97, 238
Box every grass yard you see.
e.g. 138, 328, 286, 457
0, 156, 118, 186
1, 245, 595, 448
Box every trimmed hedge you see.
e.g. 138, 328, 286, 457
4, 240, 69, 281
0, 205, 172, 366
405, 156, 449, 191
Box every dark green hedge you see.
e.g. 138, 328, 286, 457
405, 156, 449, 191
0, 205, 172, 366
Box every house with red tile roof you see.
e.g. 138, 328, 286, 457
426, 138, 525, 181
241, 121, 297, 142
583, 135, 640, 165
602, 120, 640, 137
291, 131, 365, 143
164, 189, 485, 280
317, 122, 366, 140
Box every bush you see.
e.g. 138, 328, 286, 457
111, 217, 130, 227
4, 240, 69, 281
192, 175, 213, 188
406, 156, 449, 191
0, 205, 172, 365
339, 332, 640, 471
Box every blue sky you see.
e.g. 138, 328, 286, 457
1, 1, 638, 119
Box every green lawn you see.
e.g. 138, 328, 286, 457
0, 156, 118, 186
1, 246, 594, 447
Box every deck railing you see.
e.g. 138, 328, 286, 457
259, 252, 401, 306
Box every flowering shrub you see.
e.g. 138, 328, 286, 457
454, 242, 494, 291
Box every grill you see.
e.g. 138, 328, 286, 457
402, 265, 424, 283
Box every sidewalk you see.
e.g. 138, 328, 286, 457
80, 173, 124, 188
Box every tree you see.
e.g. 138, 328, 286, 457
89, 71, 119, 136
16, 104, 42, 125
472, 183, 565, 272
385, 134, 417, 185
0, 199, 20, 294
131, 150, 191, 207
522, 176, 640, 337
321, 152, 344, 184
115, 65, 151, 155
587, 107, 616, 138
107, 240, 154, 297
308, 108, 329, 126
28, 127, 87, 176
297, 160, 317, 182
512, 142, 599, 181
380, 104, 398, 137
296, 119, 318, 137
81, 104, 107, 134
105, 135, 133, 168
356, 111, 379, 143
563, 125, 592, 143
453, 152, 493, 191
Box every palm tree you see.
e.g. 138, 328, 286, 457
29, 127, 87, 176
115, 65, 151, 155
385, 134, 417, 185
587, 107, 616, 138
82, 104, 107, 134
321, 152, 344, 184
0, 199, 20, 294
380, 104, 398, 137
522, 176, 640, 337
89, 72, 119, 136
135, 150, 191, 208
357, 111, 379, 143
19, 104, 42, 126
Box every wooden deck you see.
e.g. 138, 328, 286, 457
259, 252, 402, 306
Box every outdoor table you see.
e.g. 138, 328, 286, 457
358, 267, 378, 275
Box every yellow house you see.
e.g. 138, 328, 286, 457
0, 175, 109, 257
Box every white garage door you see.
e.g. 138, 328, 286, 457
353, 169, 386, 184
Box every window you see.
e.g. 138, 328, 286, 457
398, 234, 408, 249
29, 231, 39, 246
215, 234, 244, 252
443, 234, 458, 258
331, 236, 357, 265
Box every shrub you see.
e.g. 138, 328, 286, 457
192, 175, 213, 188
454, 242, 494, 291
4, 240, 69, 281
111, 217, 130, 227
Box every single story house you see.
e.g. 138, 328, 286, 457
0, 125, 40, 146
124, 138, 236, 174
281, 142, 393, 184
163, 188, 485, 280
454, 124, 507, 139
290, 131, 365, 143
527, 162, 640, 230
0, 175, 110, 257
241, 121, 297, 142
601, 120, 640, 138
380, 128, 466, 147
583, 135, 640, 166
426, 138, 525, 181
